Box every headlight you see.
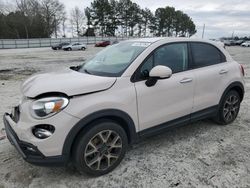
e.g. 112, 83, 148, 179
31, 97, 69, 119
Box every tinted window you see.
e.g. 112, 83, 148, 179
191, 43, 225, 68
154, 43, 188, 73
136, 43, 188, 80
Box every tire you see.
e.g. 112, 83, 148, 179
68, 47, 72, 51
81, 47, 86, 51
73, 119, 128, 176
214, 90, 241, 125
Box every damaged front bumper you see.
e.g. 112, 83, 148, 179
3, 112, 67, 166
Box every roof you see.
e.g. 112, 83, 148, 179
127, 37, 225, 49
128, 37, 216, 44
128, 37, 164, 43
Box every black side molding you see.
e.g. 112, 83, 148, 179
138, 105, 219, 139
190, 105, 218, 122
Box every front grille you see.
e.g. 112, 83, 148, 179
11, 106, 20, 123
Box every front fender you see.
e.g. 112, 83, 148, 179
62, 109, 137, 161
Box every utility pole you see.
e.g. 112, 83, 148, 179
54, 14, 57, 38
202, 24, 205, 39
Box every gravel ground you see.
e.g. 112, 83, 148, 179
0, 46, 249, 188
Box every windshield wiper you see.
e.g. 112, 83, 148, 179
84, 68, 92, 75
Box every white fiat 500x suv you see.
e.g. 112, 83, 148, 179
3, 38, 245, 176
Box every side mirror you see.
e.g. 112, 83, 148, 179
146, 65, 172, 87
149, 65, 172, 79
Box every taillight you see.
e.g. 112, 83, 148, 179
240, 64, 245, 76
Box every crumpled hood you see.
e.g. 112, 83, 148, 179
21, 68, 116, 98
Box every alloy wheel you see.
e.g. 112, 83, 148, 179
223, 94, 240, 122
84, 130, 122, 171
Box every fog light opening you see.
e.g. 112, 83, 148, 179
26, 147, 36, 152
32, 125, 55, 139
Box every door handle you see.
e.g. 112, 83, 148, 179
219, 70, 228, 74
180, 78, 193, 84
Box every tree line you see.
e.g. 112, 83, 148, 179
0, 0, 65, 39
0, 0, 196, 39
85, 0, 196, 37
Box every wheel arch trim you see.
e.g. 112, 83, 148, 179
221, 81, 245, 103
62, 109, 137, 159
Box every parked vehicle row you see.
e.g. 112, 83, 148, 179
223, 40, 250, 47
51, 40, 119, 51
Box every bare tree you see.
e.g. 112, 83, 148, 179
70, 6, 85, 37
15, 0, 40, 38
40, 0, 65, 38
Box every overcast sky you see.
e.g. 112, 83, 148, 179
59, 0, 250, 38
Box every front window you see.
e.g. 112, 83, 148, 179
154, 43, 188, 73
78, 41, 151, 77
137, 43, 188, 80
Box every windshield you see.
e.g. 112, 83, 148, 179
78, 41, 151, 77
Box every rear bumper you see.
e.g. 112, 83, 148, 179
3, 113, 67, 166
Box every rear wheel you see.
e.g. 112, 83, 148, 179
73, 120, 128, 176
214, 90, 241, 125
81, 47, 86, 51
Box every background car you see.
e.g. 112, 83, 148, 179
62, 43, 87, 51
51, 42, 70, 50
241, 41, 250, 47
112, 40, 119, 44
223, 40, 231, 46
235, 40, 244, 45
95, 40, 111, 47
223, 40, 237, 46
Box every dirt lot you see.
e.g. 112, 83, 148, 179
0, 46, 249, 188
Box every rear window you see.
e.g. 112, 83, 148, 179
191, 43, 226, 68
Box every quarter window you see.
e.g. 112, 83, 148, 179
139, 55, 154, 79
190, 43, 225, 68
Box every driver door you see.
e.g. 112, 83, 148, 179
134, 43, 195, 131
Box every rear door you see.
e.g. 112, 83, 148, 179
189, 42, 230, 113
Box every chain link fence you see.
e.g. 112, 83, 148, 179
0, 36, 137, 49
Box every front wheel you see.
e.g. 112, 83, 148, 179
214, 90, 241, 125
73, 120, 128, 176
